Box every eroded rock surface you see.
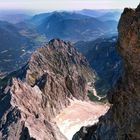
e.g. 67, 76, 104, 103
0, 39, 95, 140
73, 4, 140, 140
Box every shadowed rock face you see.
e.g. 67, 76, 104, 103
0, 39, 94, 140
73, 4, 140, 140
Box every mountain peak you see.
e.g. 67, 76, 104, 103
0, 39, 95, 139
136, 3, 140, 12
29, 39, 94, 86
49, 38, 67, 47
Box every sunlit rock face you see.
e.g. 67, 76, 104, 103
0, 39, 95, 140
73, 4, 140, 140
0, 78, 66, 140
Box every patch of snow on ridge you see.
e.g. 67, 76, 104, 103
54, 99, 109, 140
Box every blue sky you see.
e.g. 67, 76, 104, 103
0, 0, 139, 11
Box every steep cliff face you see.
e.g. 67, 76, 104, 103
73, 4, 140, 140
0, 39, 94, 140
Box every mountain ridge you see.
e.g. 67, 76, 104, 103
0, 39, 95, 140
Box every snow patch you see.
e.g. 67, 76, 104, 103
54, 99, 109, 140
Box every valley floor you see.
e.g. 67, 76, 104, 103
54, 99, 109, 140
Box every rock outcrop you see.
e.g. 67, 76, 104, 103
73, 4, 140, 140
0, 39, 94, 140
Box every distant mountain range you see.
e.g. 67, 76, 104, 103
0, 10, 121, 42
97, 11, 121, 21
29, 11, 119, 41
0, 10, 32, 24
0, 14, 30, 24
0, 9, 121, 77
76, 9, 122, 21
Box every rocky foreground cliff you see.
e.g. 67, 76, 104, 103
73, 4, 140, 140
0, 39, 95, 140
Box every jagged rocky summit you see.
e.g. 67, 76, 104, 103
73, 4, 140, 140
0, 39, 95, 140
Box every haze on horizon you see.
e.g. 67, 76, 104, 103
0, 0, 139, 12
